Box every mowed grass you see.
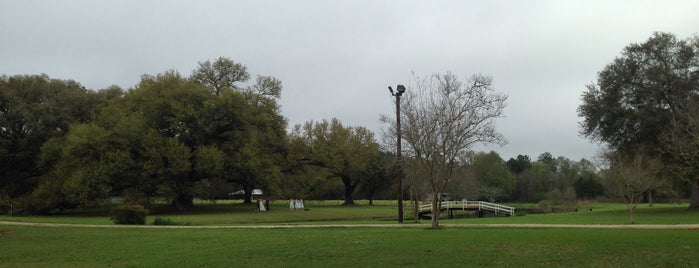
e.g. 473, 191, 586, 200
0, 225, 698, 267
1, 201, 699, 267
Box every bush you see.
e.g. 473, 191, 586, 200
152, 217, 191, 226
110, 204, 148, 225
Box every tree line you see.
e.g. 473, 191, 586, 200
0, 58, 597, 217
0, 57, 408, 214
2, 32, 697, 222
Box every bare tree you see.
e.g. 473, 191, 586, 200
385, 72, 507, 228
605, 150, 664, 224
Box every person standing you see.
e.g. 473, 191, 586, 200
258, 197, 266, 212
289, 198, 294, 211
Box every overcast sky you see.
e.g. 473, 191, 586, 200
2, 1, 698, 162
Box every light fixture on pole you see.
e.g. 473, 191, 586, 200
388, 84, 406, 223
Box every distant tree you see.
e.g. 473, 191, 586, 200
190, 57, 286, 203
191, 57, 250, 95
605, 150, 664, 224
290, 118, 380, 205
0, 74, 98, 200
126, 71, 212, 207
574, 176, 604, 200
357, 151, 396, 205
578, 32, 699, 208
571, 158, 603, 200
513, 168, 539, 202
537, 152, 557, 173
215, 88, 287, 203
386, 72, 507, 228
443, 160, 475, 201
528, 161, 556, 201
32, 73, 208, 210
191, 57, 283, 99
468, 151, 515, 202
507, 155, 535, 202
32, 124, 114, 213
506, 155, 532, 174
251, 75, 282, 98
4, 59, 288, 213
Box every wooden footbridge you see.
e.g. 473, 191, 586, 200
418, 200, 515, 219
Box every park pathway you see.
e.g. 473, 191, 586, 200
2, 221, 698, 229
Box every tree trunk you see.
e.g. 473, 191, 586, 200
343, 189, 354, 205
690, 183, 699, 209
410, 189, 419, 222
629, 205, 635, 224
430, 192, 440, 228
243, 185, 254, 204
341, 176, 356, 205
647, 190, 654, 207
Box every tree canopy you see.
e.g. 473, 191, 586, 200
289, 118, 381, 205
0, 74, 98, 200
0, 58, 289, 213
578, 32, 699, 208
579, 32, 699, 153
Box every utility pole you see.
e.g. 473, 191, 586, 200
388, 85, 406, 223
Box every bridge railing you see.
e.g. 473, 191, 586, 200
418, 200, 515, 216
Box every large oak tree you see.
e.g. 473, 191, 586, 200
0, 75, 98, 201
578, 32, 699, 208
290, 118, 380, 205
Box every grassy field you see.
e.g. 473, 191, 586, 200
1, 201, 698, 267
1, 225, 698, 267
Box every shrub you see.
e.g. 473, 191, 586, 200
110, 204, 148, 225
152, 217, 191, 226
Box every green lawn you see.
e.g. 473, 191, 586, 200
1, 225, 697, 267
1, 201, 698, 267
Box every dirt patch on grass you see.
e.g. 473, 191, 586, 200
0, 230, 16, 236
